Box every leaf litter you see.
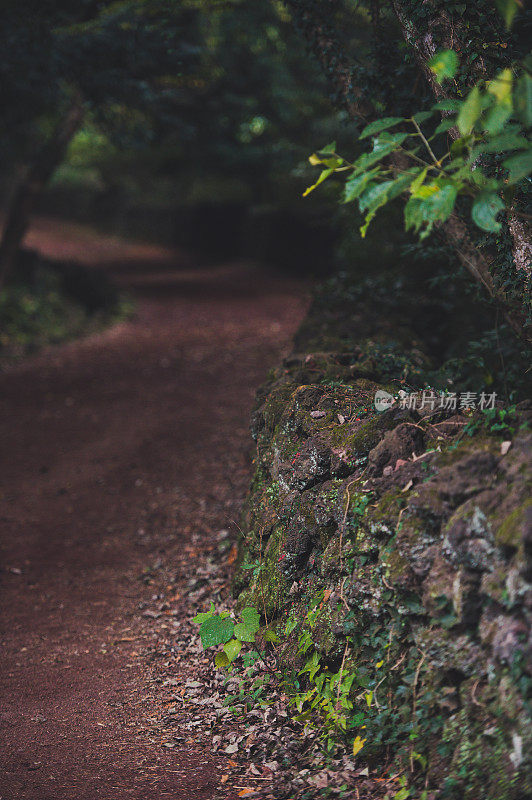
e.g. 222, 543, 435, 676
137, 529, 395, 800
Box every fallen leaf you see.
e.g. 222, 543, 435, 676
227, 543, 238, 565
352, 735, 366, 757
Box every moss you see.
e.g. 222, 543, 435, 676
326, 413, 394, 459
242, 528, 289, 619
495, 498, 532, 550
262, 382, 299, 434
382, 541, 413, 586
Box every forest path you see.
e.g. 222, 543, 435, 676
0, 218, 308, 800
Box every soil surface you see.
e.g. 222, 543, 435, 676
0, 218, 309, 800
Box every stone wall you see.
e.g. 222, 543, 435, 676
233, 285, 532, 798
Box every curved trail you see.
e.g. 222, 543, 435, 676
0, 219, 308, 799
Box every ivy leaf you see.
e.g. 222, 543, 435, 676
199, 615, 234, 649
514, 73, 532, 128
471, 192, 505, 232
359, 117, 404, 139
223, 638, 242, 662
457, 86, 482, 135
495, 0, 520, 29
503, 149, 532, 183
429, 50, 459, 83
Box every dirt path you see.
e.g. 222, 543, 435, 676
0, 218, 308, 800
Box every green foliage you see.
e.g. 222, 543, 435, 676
0, 255, 129, 362
303, 2, 531, 251
305, 64, 531, 239
429, 50, 459, 82
193, 604, 261, 666
495, 0, 522, 29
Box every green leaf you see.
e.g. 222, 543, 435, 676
192, 602, 215, 624
469, 132, 529, 161
233, 608, 260, 643
395, 789, 411, 800
214, 650, 230, 668
358, 172, 416, 238
434, 118, 456, 135
303, 167, 334, 197
514, 73, 532, 128
343, 168, 381, 203
485, 68, 513, 135
240, 607, 260, 632
199, 615, 234, 649
354, 133, 408, 173
387, 171, 418, 200
429, 50, 459, 83
223, 638, 242, 662
495, 0, 520, 29
405, 182, 458, 240
503, 149, 532, 183
471, 192, 505, 232
359, 181, 394, 214
457, 86, 482, 135
285, 616, 298, 635
359, 116, 404, 139
412, 110, 434, 124
433, 99, 461, 112
409, 166, 429, 195
234, 623, 256, 642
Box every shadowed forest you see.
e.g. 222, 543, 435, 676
0, 2, 531, 799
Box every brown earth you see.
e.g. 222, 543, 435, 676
0, 218, 309, 800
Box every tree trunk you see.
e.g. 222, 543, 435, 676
0, 95, 84, 291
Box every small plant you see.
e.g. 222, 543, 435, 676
192, 603, 261, 668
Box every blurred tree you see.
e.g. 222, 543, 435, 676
0, 0, 202, 287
